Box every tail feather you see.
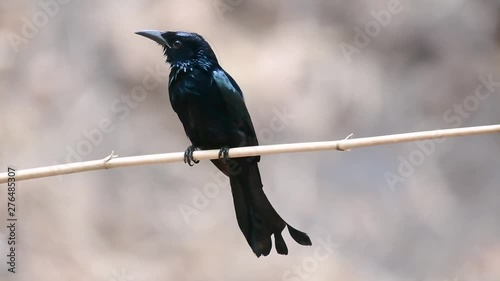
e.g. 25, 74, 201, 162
287, 224, 313, 246
220, 157, 311, 257
274, 232, 288, 255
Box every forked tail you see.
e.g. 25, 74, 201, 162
225, 157, 312, 257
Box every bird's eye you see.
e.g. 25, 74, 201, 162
172, 40, 182, 49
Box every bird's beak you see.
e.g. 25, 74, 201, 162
135, 30, 170, 48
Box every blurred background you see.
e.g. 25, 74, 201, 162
1, 0, 500, 280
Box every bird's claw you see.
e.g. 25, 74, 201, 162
218, 146, 230, 162
184, 145, 200, 166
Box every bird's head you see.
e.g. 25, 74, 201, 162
135, 30, 218, 68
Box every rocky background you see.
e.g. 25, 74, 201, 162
1, 0, 500, 280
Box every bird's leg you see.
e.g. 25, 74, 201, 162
218, 146, 231, 162
184, 145, 200, 166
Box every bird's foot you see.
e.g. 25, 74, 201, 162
184, 145, 200, 166
218, 146, 231, 162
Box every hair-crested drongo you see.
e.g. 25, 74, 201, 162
135, 30, 311, 257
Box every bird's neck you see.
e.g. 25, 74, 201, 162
168, 58, 215, 86
172, 56, 215, 70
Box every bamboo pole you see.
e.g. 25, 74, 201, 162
1, 124, 499, 183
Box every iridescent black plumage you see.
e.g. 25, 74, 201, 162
136, 30, 312, 256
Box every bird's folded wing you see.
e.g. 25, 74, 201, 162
212, 68, 259, 147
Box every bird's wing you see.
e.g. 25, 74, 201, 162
212, 68, 259, 147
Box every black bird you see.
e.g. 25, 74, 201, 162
135, 30, 312, 257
